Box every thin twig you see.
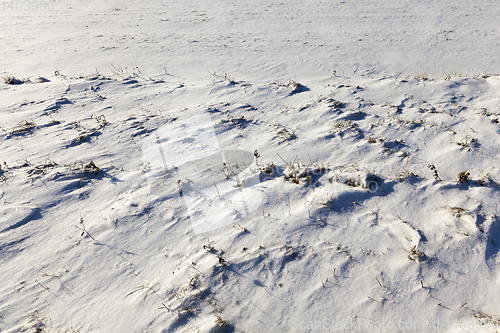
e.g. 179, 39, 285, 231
75, 217, 95, 241
35, 279, 49, 290
395, 67, 408, 81
276, 152, 290, 165
214, 182, 221, 199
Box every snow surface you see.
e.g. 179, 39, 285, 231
1, 1, 500, 332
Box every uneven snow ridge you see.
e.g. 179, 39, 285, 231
1, 70, 500, 332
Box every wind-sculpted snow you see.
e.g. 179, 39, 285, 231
2, 1, 500, 331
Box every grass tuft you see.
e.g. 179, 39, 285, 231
408, 245, 425, 261
12, 119, 37, 134
3, 76, 29, 85
68, 161, 101, 175
456, 135, 479, 151
457, 171, 470, 184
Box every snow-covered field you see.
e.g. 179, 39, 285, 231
1, 1, 500, 332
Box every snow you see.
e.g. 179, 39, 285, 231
1, 1, 500, 332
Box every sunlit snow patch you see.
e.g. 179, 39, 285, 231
142, 112, 262, 234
